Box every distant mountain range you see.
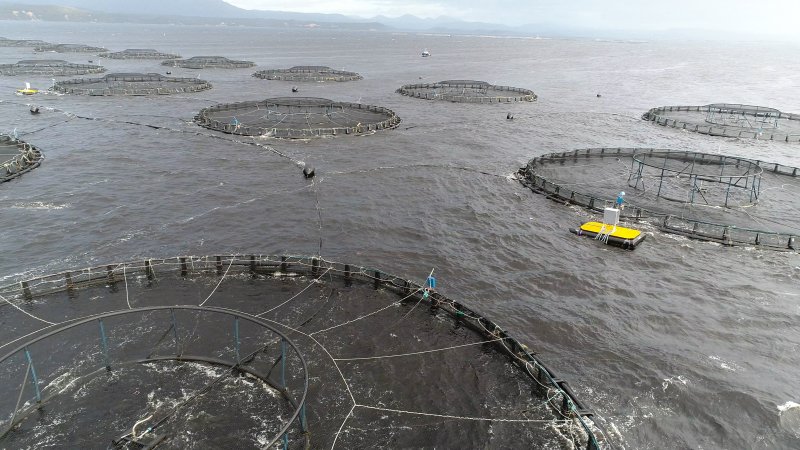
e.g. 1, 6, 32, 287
0, 0, 784, 40
0, 0, 559, 35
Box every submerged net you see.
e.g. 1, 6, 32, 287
0, 255, 605, 449
518, 147, 800, 249
253, 66, 362, 82
99, 49, 181, 60
53, 73, 212, 96
195, 97, 401, 138
162, 56, 255, 69
0, 60, 105, 76
642, 104, 800, 142
0, 135, 44, 183
397, 80, 537, 103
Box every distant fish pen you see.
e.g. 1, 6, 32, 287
99, 49, 181, 60
253, 66, 362, 82
0, 37, 50, 47
0, 135, 43, 183
162, 56, 255, 69
195, 97, 401, 138
34, 43, 108, 53
518, 147, 800, 250
0, 60, 105, 76
0, 255, 605, 449
397, 80, 537, 103
642, 104, 800, 142
53, 73, 212, 96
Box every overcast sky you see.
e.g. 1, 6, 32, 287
225, 0, 800, 36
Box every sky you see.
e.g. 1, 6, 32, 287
224, 0, 800, 36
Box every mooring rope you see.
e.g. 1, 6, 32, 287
332, 337, 506, 361
355, 404, 570, 423
123, 264, 132, 309
309, 284, 424, 336
198, 257, 234, 307
255, 266, 331, 317
0, 292, 55, 325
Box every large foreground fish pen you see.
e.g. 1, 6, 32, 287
397, 80, 537, 103
642, 104, 800, 142
0, 255, 605, 449
518, 147, 800, 249
1, 135, 43, 183
195, 97, 401, 138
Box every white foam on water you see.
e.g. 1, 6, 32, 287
662, 375, 689, 391
9, 201, 70, 210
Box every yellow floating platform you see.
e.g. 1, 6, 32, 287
16, 88, 39, 95
569, 221, 646, 250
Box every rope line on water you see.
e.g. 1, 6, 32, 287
333, 337, 506, 361
355, 404, 569, 423
123, 264, 131, 309
198, 257, 234, 307
0, 292, 55, 325
255, 266, 331, 317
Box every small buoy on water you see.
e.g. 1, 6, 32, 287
506, 113, 514, 120
303, 166, 315, 179
292, 86, 299, 93
596, 93, 602, 98
30, 105, 40, 114
166, 71, 172, 75
88, 60, 93, 63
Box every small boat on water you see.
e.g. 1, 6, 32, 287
421, 49, 431, 57
16, 82, 38, 95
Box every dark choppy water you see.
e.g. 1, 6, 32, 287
1, 20, 800, 449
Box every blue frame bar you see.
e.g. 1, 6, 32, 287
98, 319, 111, 371
234, 317, 241, 364
23, 347, 41, 403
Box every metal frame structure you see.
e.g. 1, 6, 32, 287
704, 103, 780, 130
627, 150, 762, 207
0, 305, 309, 449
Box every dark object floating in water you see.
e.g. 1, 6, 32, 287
597, 94, 602, 97
165, 71, 172, 74
303, 166, 315, 178
506, 113, 514, 120
292, 86, 298, 93
88, 60, 93, 63
29, 105, 39, 114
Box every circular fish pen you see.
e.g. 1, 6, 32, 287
1, 135, 43, 183
0, 60, 105, 76
0, 38, 51, 47
0, 255, 605, 449
253, 66, 362, 82
195, 97, 401, 138
642, 104, 800, 142
99, 49, 181, 60
518, 147, 800, 249
397, 80, 537, 103
162, 56, 255, 69
53, 73, 212, 96
34, 43, 108, 53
